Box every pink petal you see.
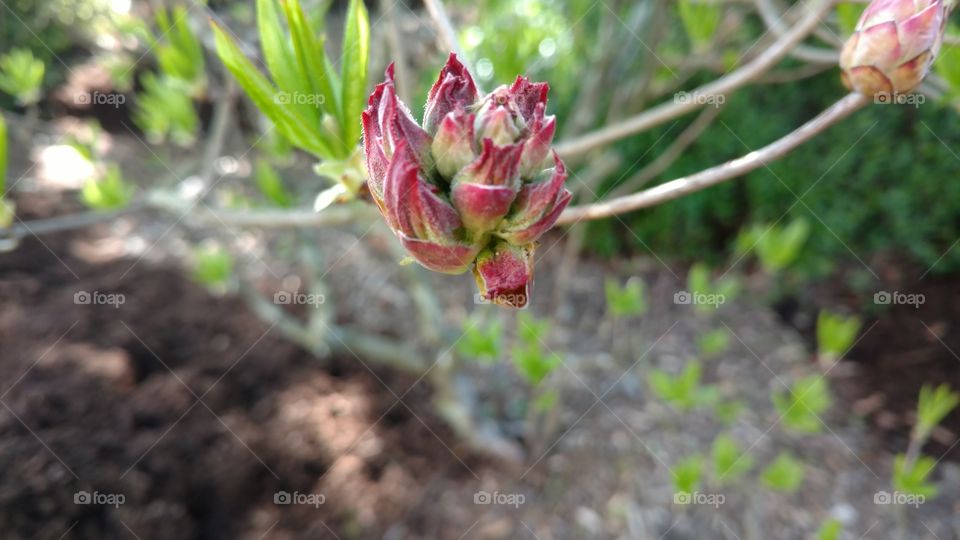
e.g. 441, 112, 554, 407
399, 234, 478, 275
423, 53, 480, 136
431, 107, 477, 179
451, 181, 517, 235
383, 142, 462, 241
454, 138, 523, 189
472, 242, 534, 308
519, 103, 557, 179
508, 76, 549, 124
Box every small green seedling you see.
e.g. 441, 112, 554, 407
815, 518, 843, 540
0, 48, 45, 106
711, 433, 754, 483
673, 454, 704, 495
650, 360, 719, 411
684, 263, 740, 314
816, 311, 861, 362
892, 454, 938, 498
81, 165, 134, 211
513, 313, 560, 385
761, 452, 806, 493
605, 277, 648, 318
697, 328, 730, 358
192, 246, 234, 290
457, 315, 502, 362
914, 384, 960, 442
736, 218, 810, 274
772, 375, 832, 434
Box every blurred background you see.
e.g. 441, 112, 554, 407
1, 0, 960, 538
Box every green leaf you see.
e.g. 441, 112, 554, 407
605, 277, 648, 317
133, 73, 199, 145
193, 245, 234, 289
281, 0, 341, 145
0, 114, 6, 192
697, 328, 730, 358
257, 0, 317, 125
711, 433, 754, 483
892, 454, 938, 498
935, 30, 960, 95
254, 161, 294, 207
514, 345, 560, 385
457, 316, 502, 361
755, 218, 810, 272
673, 455, 703, 494
650, 361, 718, 411
836, 2, 866, 35
816, 518, 843, 540
0, 48, 45, 105
816, 311, 861, 359
81, 165, 134, 211
677, 0, 722, 50
761, 453, 805, 493
772, 375, 832, 434
340, 0, 370, 150
212, 21, 331, 157
915, 384, 960, 442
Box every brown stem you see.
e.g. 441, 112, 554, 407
557, 92, 871, 224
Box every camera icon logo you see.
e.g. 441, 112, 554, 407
274, 491, 291, 505
674, 291, 692, 305
274, 292, 292, 305
74, 490, 92, 504
673, 492, 692, 505
74, 291, 92, 305
473, 490, 491, 504
874, 490, 891, 505
874, 291, 892, 305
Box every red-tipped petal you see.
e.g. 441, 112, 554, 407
454, 138, 523, 189
508, 76, 549, 123
519, 103, 556, 179
472, 242, 534, 308
362, 108, 389, 205
497, 153, 571, 245
432, 108, 477, 179
423, 53, 480, 136
399, 234, 478, 274
383, 142, 462, 241
451, 182, 517, 235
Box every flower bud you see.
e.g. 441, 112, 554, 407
840, 0, 948, 96
362, 54, 572, 306
472, 241, 534, 308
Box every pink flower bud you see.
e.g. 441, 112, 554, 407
839, 0, 948, 96
472, 241, 534, 308
361, 54, 570, 306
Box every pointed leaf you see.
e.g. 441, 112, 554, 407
212, 21, 331, 157
340, 0, 369, 151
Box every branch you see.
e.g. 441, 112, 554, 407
422, 0, 478, 87
554, 0, 834, 159
754, 0, 840, 64
556, 92, 871, 224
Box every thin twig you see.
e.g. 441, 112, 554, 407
607, 102, 726, 198
422, 0, 478, 88
754, 0, 840, 64
557, 92, 871, 224
554, 0, 834, 159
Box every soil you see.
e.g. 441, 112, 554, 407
0, 199, 480, 539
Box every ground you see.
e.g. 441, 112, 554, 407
2, 118, 960, 540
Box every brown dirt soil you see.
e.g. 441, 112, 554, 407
0, 199, 482, 539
